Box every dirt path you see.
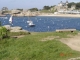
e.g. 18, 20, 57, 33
41, 36, 59, 41
60, 33, 80, 51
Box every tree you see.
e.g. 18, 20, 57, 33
29, 8, 38, 12
43, 6, 50, 10
67, 2, 80, 9
50, 5, 56, 8
76, 2, 80, 9
0, 27, 9, 40
17, 9, 23, 11
2, 7, 8, 11
1, 7, 9, 14
67, 2, 76, 8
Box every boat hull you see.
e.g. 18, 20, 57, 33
29, 25, 35, 27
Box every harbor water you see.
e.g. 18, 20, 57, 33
0, 16, 80, 32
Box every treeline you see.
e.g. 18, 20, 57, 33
28, 5, 55, 12
29, 2, 80, 12
42, 6, 55, 10
29, 8, 38, 12
68, 2, 80, 9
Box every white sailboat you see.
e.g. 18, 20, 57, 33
27, 16, 35, 27
9, 16, 12, 24
28, 21, 35, 27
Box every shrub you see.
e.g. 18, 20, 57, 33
0, 27, 9, 40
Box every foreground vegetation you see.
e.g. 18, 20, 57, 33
0, 31, 80, 60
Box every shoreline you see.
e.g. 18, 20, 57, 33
38, 14, 80, 18
0, 14, 80, 18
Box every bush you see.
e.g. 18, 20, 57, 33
0, 27, 9, 40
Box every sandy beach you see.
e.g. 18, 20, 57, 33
38, 14, 80, 18
0, 14, 80, 17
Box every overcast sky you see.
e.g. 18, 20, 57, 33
0, 0, 80, 9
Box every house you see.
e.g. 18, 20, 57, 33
54, 0, 77, 14
54, 0, 68, 12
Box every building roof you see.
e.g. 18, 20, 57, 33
66, 0, 68, 3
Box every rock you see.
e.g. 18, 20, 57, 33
21, 29, 29, 32
3, 25, 30, 34
10, 30, 22, 32
21, 30, 30, 34
10, 29, 28, 32
3, 25, 11, 30
10, 29, 30, 34
11, 26, 22, 30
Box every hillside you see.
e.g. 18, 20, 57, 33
0, 32, 80, 60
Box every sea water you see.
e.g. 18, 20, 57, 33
0, 16, 80, 32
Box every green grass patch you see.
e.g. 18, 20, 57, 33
0, 31, 80, 60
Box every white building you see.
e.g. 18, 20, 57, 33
54, 0, 68, 11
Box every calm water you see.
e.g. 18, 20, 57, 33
0, 16, 80, 32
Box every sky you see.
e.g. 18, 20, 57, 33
0, 0, 80, 9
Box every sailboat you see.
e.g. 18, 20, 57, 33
28, 21, 35, 27
27, 15, 35, 27
9, 15, 12, 24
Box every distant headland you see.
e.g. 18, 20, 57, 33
0, 0, 80, 17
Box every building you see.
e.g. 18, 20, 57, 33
71, 5, 76, 10
54, 0, 68, 12
54, 0, 77, 14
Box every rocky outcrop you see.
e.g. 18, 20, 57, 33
10, 26, 22, 30
3, 25, 29, 33
3, 25, 11, 30
10, 29, 28, 32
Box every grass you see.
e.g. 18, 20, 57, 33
0, 31, 80, 60
9, 32, 30, 36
